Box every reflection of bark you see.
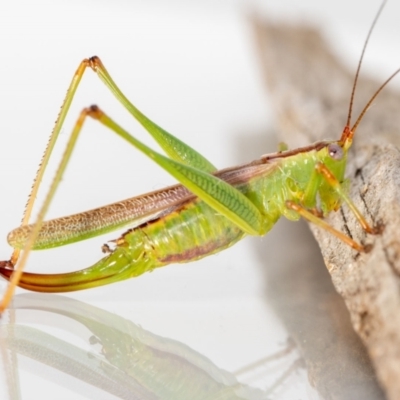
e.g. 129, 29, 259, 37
252, 19, 400, 399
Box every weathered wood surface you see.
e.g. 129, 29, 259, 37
253, 20, 400, 400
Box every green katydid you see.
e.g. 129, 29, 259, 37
0, 0, 396, 312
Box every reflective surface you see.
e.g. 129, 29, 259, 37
1, 294, 282, 399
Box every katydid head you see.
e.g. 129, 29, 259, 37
320, 142, 347, 186
322, 142, 347, 183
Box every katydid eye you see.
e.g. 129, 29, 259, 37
328, 144, 343, 160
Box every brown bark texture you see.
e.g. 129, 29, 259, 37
253, 19, 400, 400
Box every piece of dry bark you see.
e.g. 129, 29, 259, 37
253, 20, 400, 400
236, 128, 384, 398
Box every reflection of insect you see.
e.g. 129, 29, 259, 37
0, 1, 397, 311
6, 294, 280, 400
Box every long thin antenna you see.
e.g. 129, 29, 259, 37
346, 0, 387, 128
352, 67, 400, 133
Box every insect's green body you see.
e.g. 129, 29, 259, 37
112, 143, 347, 273
7, 140, 349, 292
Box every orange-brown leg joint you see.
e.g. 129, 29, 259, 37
285, 200, 367, 253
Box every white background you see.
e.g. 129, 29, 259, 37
0, 1, 399, 399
